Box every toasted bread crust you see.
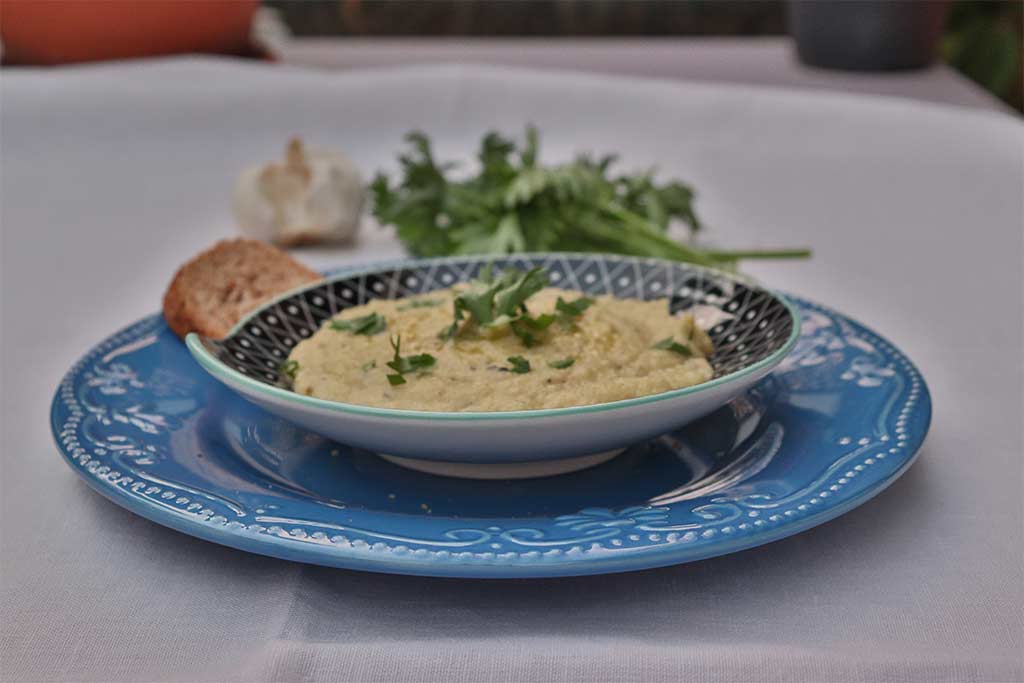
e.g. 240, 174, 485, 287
163, 239, 321, 339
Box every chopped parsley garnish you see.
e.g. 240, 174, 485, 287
439, 266, 548, 341
280, 360, 299, 381
554, 296, 595, 329
330, 312, 386, 336
397, 298, 444, 311
361, 360, 377, 372
507, 356, 531, 373
555, 296, 594, 318
472, 266, 548, 326
490, 268, 548, 324
438, 298, 467, 342
437, 267, 595, 348
653, 336, 694, 357
548, 357, 575, 369
510, 312, 555, 348
385, 335, 436, 386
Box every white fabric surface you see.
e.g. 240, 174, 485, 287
1, 58, 1022, 682
279, 36, 1011, 114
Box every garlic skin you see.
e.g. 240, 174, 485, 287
233, 138, 364, 246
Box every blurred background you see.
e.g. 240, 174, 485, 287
1, 0, 1020, 111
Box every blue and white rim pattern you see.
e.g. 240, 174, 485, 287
207, 254, 795, 389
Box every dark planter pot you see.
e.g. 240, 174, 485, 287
789, 0, 950, 71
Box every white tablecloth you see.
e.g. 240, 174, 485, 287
279, 37, 1012, 114
2, 58, 1022, 682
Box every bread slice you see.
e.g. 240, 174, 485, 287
163, 239, 321, 339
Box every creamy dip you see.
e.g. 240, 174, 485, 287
287, 287, 713, 412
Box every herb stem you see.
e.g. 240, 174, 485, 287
703, 248, 812, 260
593, 204, 722, 268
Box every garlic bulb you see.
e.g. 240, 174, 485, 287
233, 138, 364, 246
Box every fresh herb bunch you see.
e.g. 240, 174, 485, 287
372, 127, 810, 269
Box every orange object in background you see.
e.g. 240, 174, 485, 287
0, 0, 258, 65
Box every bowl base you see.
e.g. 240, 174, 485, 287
376, 449, 625, 480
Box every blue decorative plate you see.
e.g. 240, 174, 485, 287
51, 292, 930, 578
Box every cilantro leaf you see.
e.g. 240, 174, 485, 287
397, 298, 444, 311
280, 360, 299, 381
491, 267, 547, 322
406, 354, 437, 371
519, 312, 555, 329
385, 335, 437, 385
438, 298, 467, 341
507, 356, 531, 373
510, 312, 555, 348
459, 280, 500, 324
555, 296, 594, 318
554, 296, 594, 328
439, 266, 549, 341
370, 132, 456, 258
653, 336, 694, 357
509, 324, 536, 348
439, 321, 460, 342
548, 357, 575, 369
330, 312, 386, 336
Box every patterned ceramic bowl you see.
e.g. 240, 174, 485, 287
186, 254, 800, 475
